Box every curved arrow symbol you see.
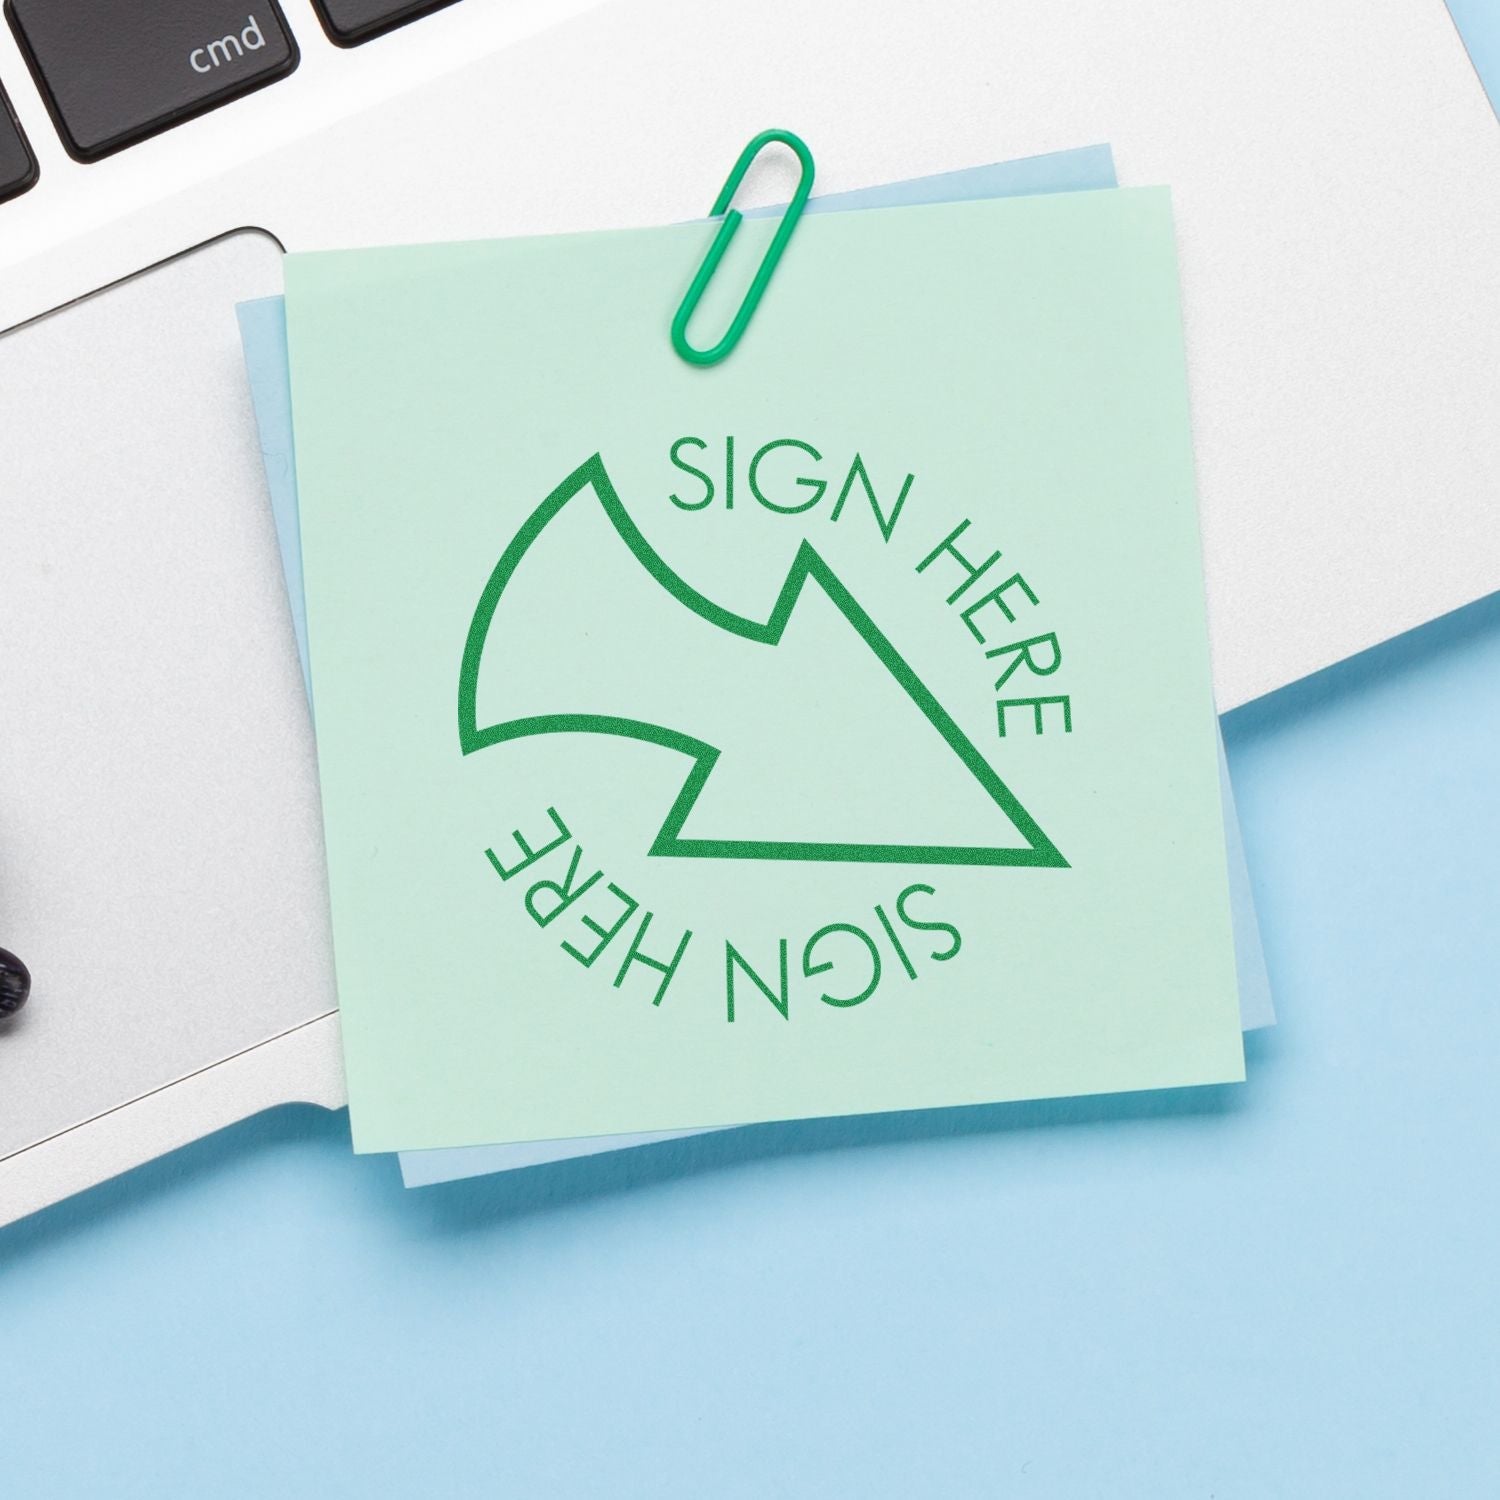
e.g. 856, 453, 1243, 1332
458, 453, 1066, 868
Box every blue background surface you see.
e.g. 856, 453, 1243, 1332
3, 588, 1498, 1495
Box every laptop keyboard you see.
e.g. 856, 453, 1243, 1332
312, 0, 462, 48
0, 79, 35, 200
1, 0, 461, 176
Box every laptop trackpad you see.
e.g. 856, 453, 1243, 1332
0, 232, 336, 1159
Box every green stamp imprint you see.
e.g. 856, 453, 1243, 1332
460, 452, 1067, 870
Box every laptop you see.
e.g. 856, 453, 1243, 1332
3, 0, 1497, 1226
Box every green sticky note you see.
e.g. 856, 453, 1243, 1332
286, 186, 1244, 1152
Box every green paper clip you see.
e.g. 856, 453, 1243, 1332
671, 128, 816, 367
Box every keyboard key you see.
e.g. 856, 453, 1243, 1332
0, 81, 37, 202
5, 1, 299, 163
310, 0, 460, 48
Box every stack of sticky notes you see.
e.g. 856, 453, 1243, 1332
239, 143, 1272, 1188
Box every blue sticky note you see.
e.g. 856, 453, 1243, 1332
239, 295, 308, 692
237, 144, 1273, 1187
1445, 0, 1500, 120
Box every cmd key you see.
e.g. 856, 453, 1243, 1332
0, 80, 37, 202
5, 0, 298, 162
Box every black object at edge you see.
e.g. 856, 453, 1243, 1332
0, 947, 30, 1020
